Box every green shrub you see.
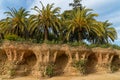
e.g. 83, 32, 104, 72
4, 34, 25, 41
99, 44, 110, 48
7, 63, 16, 77
67, 41, 87, 47
109, 63, 119, 73
111, 44, 120, 50
45, 63, 55, 77
70, 41, 79, 46
105, 63, 119, 73
8, 69, 16, 76
46, 40, 55, 44
88, 44, 98, 48
0, 40, 3, 43
72, 59, 87, 75
110, 65, 119, 73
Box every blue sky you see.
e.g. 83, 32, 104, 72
0, 0, 120, 45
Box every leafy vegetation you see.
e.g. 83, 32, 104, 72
7, 63, 16, 77
0, 0, 119, 48
45, 63, 55, 77
72, 59, 87, 75
87, 43, 120, 50
105, 62, 119, 73
110, 65, 119, 73
4, 34, 25, 41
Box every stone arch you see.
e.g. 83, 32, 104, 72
16, 50, 37, 76
0, 49, 8, 75
54, 52, 69, 75
111, 55, 120, 71
24, 51, 37, 67
112, 55, 119, 63
87, 53, 98, 73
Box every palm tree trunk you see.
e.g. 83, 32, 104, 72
21, 22, 29, 39
24, 26, 29, 39
78, 30, 82, 42
25, 28, 29, 39
78, 32, 81, 41
44, 26, 48, 42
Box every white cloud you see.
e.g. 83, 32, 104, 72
82, 0, 115, 9
28, 0, 73, 14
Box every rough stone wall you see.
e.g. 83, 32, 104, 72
0, 42, 120, 78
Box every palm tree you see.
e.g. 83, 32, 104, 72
29, 2, 61, 41
87, 21, 105, 44
0, 7, 29, 39
98, 21, 117, 44
66, 7, 98, 42
88, 21, 117, 44
28, 15, 44, 41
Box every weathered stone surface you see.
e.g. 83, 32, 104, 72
0, 41, 120, 78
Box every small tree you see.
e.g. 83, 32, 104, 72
69, 0, 82, 10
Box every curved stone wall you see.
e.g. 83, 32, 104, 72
0, 42, 119, 78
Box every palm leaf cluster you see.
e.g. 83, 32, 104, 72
0, 2, 117, 44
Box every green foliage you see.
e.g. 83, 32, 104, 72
1, 7, 29, 39
4, 34, 25, 41
99, 44, 110, 48
110, 65, 119, 73
67, 41, 87, 47
111, 44, 120, 50
88, 44, 110, 48
72, 59, 87, 75
8, 69, 16, 76
87, 44, 98, 48
45, 63, 55, 77
87, 43, 120, 50
7, 63, 16, 77
43, 40, 63, 45
30, 2, 61, 41
105, 63, 119, 73
0, 40, 3, 43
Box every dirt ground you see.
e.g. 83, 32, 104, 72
1, 72, 120, 80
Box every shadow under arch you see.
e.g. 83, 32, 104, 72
111, 55, 120, 71
0, 49, 8, 75
18, 50, 37, 76
87, 53, 98, 73
112, 55, 119, 63
54, 52, 69, 75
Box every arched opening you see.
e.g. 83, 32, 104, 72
24, 51, 37, 67
0, 49, 7, 75
87, 53, 97, 73
24, 51, 37, 75
55, 53, 68, 75
16, 50, 37, 76
111, 55, 120, 71
112, 55, 119, 63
